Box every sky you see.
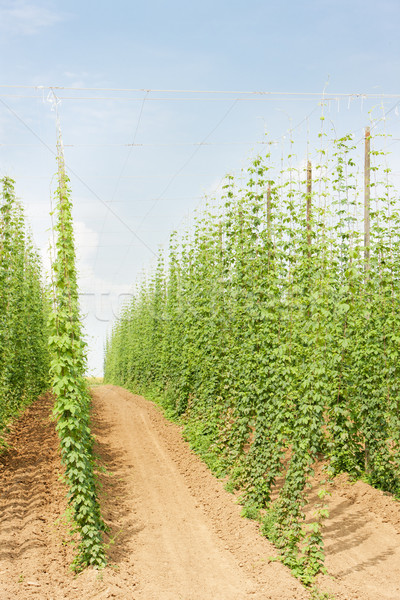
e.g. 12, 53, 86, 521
0, 0, 400, 375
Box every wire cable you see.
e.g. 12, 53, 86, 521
2, 84, 400, 99
0, 96, 157, 256
92, 91, 150, 277
135, 98, 239, 232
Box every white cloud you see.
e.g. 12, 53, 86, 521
0, 1, 65, 36
72, 219, 133, 318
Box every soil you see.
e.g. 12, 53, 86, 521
0, 385, 400, 599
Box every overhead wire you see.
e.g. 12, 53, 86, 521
1, 84, 400, 99
0, 95, 157, 257
110, 97, 240, 282
0, 94, 390, 102
92, 91, 149, 279
2, 87, 400, 287
136, 98, 239, 230
0, 140, 271, 148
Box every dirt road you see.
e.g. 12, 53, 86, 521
92, 385, 307, 600
1, 385, 400, 599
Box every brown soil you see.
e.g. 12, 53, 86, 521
0, 385, 399, 599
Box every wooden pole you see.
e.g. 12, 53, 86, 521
364, 127, 371, 272
306, 160, 312, 249
364, 126, 371, 473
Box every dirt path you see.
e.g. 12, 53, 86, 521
93, 385, 307, 600
1, 385, 400, 599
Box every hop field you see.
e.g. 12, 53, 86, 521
105, 129, 400, 581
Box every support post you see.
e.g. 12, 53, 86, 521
364, 126, 371, 473
306, 160, 312, 250
364, 127, 371, 272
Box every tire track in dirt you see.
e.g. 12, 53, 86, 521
0, 394, 90, 600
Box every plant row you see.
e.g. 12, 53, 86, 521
0, 155, 107, 569
0, 177, 50, 442
48, 141, 107, 570
104, 131, 400, 583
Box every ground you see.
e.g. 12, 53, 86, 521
0, 385, 400, 599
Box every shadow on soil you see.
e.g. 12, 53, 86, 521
91, 403, 144, 566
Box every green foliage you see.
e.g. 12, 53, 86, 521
104, 128, 400, 583
0, 176, 50, 442
309, 588, 336, 600
182, 418, 227, 478
48, 141, 106, 570
240, 504, 261, 521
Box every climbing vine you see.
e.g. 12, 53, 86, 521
0, 177, 49, 443
104, 126, 400, 583
48, 137, 106, 570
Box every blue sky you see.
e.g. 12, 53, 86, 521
1, 0, 398, 91
1, 0, 399, 374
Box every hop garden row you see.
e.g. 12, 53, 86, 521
104, 131, 400, 582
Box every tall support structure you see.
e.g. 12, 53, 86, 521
364, 127, 371, 272
306, 160, 312, 249
364, 126, 371, 473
